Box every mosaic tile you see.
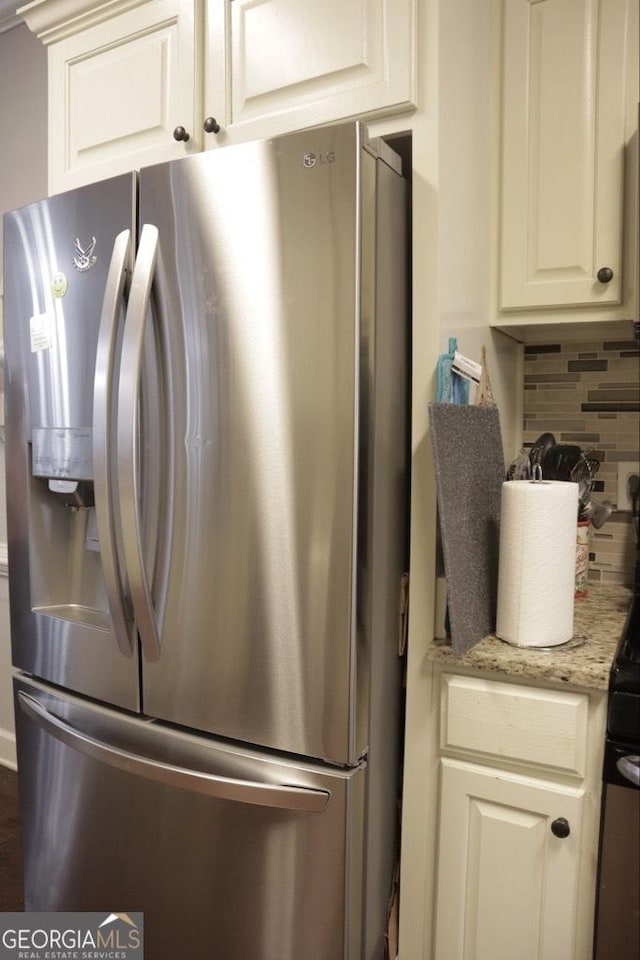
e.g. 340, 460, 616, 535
568, 359, 608, 372
560, 433, 601, 442
522, 338, 638, 585
524, 373, 581, 383
603, 340, 638, 350
602, 571, 630, 585
582, 402, 639, 412
586, 389, 639, 401
525, 419, 587, 430
604, 450, 640, 462
607, 357, 640, 375
524, 344, 561, 355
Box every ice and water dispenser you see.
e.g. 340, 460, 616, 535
20, 256, 112, 633
27, 399, 108, 630
32, 426, 99, 531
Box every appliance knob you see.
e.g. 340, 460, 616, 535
596, 267, 614, 283
173, 126, 190, 143
550, 817, 571, 839
203, 117, 221, 134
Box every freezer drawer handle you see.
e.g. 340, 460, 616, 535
93, 228, 135, 657
18, 692, 331, 813
616, 755, 640, 787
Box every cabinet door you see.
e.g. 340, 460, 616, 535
499, 0, 633, 310
48, 0, 201, 194
434, 759, 584, 960
204, 0, 415, 147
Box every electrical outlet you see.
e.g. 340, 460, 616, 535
616, 461, 640, 510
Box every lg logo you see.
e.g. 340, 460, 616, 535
303, 151, 336, 168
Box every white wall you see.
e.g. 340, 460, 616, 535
0, 23, 48, 280
0, 21, 48, 767
376, 1, 522, 956
438, 0, 522, 460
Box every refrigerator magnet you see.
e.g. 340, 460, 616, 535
51, 271, 68, 298
30, 312, 53, 352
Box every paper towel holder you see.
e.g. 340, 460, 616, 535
499, 634, 588, 653
531, 464, 544, 482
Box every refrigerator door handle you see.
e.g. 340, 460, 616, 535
118, 223, 161, 662
93, 228, 135, 657
17, 692, 331, 812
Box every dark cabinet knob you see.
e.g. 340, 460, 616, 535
551, 817, 570, 838
203, 117, 221, 134
173, 126, 190, 142
596, 267, 614, 284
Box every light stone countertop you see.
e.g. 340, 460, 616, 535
426, 584, 633, 692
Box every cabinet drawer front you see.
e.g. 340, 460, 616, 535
441, 675, 588, 776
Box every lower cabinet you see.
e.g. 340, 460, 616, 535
422, 670, 607, 960
434, 759, 584, 960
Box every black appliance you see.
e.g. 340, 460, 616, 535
593, 463, 640, 959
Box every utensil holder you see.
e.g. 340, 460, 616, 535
575, 519, 591, 598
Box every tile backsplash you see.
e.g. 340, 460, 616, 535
523, 338, 639, 586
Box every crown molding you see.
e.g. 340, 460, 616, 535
17, 0, 148, 43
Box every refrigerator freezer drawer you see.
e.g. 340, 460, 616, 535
14, 676, 365, 960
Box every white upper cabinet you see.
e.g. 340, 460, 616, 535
498, 0, 638, 314
19, 0, 201, 195
18, 0, 416, 192
204, 0, 415, 147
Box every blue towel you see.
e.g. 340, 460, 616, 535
436, 337, 469, 404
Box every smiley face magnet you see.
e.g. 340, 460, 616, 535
51, 272, 68, 298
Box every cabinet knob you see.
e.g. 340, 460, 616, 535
550, 817, 570, 838
596, 267, 614, 284
173, 126, 190, 143
203, 117, 221, 134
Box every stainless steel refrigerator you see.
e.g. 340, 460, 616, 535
4, 122, 409, 960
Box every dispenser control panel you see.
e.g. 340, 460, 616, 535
32, 428, 93, 480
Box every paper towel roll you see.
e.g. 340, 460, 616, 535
496, 480, 579, 647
